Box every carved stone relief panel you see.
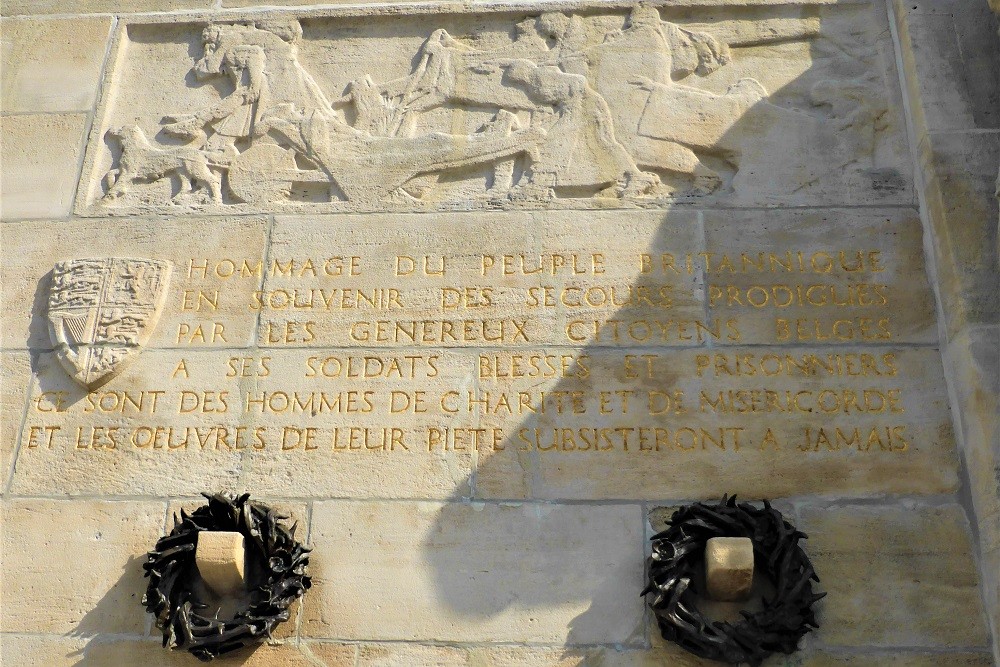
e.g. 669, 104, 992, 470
77, 1, 910, 215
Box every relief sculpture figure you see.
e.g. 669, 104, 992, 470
96, 6, 898, 209
124, 20, 548, 205
163, 22, 334, 161
338, 16, 658, 198
595, 6, 758, 193
607, 6, 897, 197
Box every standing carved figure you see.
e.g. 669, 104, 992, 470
163, 21, 335, 162
342, 15, 660, 197
96, 8, 886, 208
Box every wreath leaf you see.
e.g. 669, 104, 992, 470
645, 498, 824, 666
142, 493, 312, 662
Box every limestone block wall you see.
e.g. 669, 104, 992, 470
1, 1, 998, 666
891, 0, 1000, 656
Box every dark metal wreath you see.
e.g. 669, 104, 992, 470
643, 496, 824, 666
142, 493, 312, 661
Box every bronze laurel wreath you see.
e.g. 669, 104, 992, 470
142, 493, 312, 662
643, 496, 824, 666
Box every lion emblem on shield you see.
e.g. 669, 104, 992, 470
47, 258, 171, 388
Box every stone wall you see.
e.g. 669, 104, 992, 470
891, 0, 1000, 658
1, 1, 998, 666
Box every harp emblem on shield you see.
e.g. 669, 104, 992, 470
47, 258, 171, 388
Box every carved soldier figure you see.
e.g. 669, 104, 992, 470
501, 58, 657, 197
584, 5, 742, 193
342, 15, 659, 197
163, 21, 335, 162
97, 7, 876, 207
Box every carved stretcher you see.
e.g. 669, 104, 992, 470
229, 113, 546, 203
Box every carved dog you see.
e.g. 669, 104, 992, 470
104, 126, 222, 203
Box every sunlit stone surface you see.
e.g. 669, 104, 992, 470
0, 0, 996, 664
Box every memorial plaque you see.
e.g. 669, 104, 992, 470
2, 0, 995, 662
8, 206, 956, 502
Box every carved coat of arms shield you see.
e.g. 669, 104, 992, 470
47, 258, 171, 388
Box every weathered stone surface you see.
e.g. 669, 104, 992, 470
347, 630, 994, 667
4, 636, 991, 667
0, 499, 165, 634
355, 642, 778, 667
798, 653, 996, 667
0, 635, 354, 665
0, 635, 88, 667
302, 501, 644, 643
222, 0, 453, 5
1, 114, 87, 220
477, 347, 957, 500
0, 217, 268, 350
77, 4, 910, 215
352, 643, 704, 667
946, 326, 1000, 540
892, 5, 978, 135
1, 17, 112, 113
893, 0, 1000, 132
918, 130, 1000, 340
10, 350, 474, 498
266, 210, 702, 349
986, 544, 1000, 652
210, 643, 354, 666
0, 0, 212, 16
799, 503, 989, 648
74, 639, 353, 666
0, 352, 32, 488
946, 324, 1000, 647
305, 643, 359, 666
894, 0, 1000, 653
225, 0, 880, 4
562, 643, 996, 667
354, 644, 585, 667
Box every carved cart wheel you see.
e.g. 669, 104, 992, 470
226, 143, 300, 205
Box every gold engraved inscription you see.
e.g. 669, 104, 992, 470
22, 245, 928, 471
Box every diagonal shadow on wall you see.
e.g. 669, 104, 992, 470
417, 0, 912, 650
